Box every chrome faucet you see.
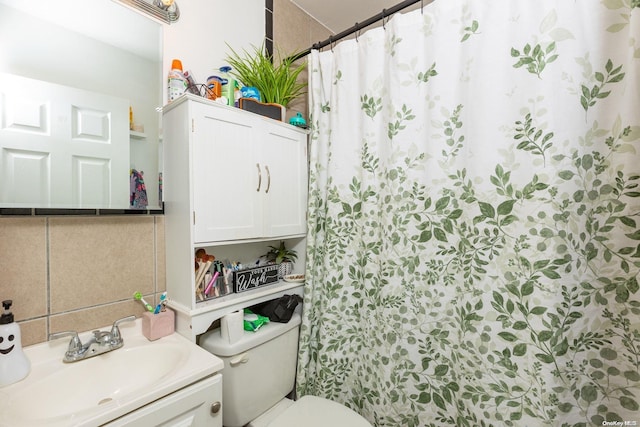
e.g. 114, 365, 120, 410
50, 315, 136, 363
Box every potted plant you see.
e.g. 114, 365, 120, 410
225, 43, 307, 109
265, 241, 298, 278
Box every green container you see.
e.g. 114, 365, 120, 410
219, 66, 236, 106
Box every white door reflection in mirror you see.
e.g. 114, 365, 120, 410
0, 74, 129, 208
0, 0, 162, 210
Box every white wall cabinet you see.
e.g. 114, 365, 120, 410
189, 101, 307, 243
163, 95, 307, 341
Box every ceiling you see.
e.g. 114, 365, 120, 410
290, 0, 421, 34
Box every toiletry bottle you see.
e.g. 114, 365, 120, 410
218, 66, 236, 106
167, 59, 188, 103
0, 300, 30, 387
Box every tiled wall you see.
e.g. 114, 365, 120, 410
0, 216, 165, 346
271, 0, 333, 121
272, 0, 332, 53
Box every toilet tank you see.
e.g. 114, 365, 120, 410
199, 312, 302, 427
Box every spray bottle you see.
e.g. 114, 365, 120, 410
0, 300, 30, 387
167, 59, 188, 103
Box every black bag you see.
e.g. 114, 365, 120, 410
252, 294, 302, 323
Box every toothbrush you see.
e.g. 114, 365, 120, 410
153, 292, 167, 314
133, 292, 154, 312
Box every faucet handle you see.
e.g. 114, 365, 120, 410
110, 315, 136, 344
49, 331, 82, 354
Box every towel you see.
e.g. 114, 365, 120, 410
130, 169, 148, 209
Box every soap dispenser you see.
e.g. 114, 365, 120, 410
0, 300, 30, 387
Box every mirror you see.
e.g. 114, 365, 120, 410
0, 0, 163, 210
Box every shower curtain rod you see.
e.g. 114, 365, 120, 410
290, 0, 428, 61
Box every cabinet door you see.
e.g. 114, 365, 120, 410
261, 123, 308, 237
192, 103, 262, 243
105, 374, 222, 427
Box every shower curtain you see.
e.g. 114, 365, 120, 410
296, 0, 640, 426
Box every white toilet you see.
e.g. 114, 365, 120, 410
199, 312, 372, 427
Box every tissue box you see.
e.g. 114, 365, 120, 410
142, 309, 175, 341
221, 310, 244, 345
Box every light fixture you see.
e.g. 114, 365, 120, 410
112, 0, 180, 24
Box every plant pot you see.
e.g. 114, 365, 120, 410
278, 261, 293, 279
238, 98, 285, 121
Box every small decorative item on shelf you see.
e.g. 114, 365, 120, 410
264, 241, 298, 279
282, 274, 305, 283
232, 265, 279, 293
289, 112, 307, 128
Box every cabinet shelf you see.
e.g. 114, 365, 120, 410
192, 280, 304, 313
129, 130, 147, 139
170, 281, 305, 341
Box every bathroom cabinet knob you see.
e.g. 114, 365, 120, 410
210, 401, 221, 414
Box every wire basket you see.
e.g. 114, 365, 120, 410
185, 84, 216, 100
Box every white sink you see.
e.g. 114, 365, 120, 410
0, 319, 223, 427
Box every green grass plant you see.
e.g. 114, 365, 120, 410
225, 43, 307, 108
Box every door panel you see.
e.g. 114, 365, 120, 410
0, 148, 50, 204
0, 73, 129, 207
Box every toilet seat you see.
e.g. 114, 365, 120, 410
268, 395, 371, 427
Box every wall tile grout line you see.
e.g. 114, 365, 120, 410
45, 217, 51, 339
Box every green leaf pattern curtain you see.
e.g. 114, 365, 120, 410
297, 0, 640, 426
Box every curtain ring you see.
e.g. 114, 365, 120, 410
355, 23, 359, 42
382, 9, 387, 29
329, 35, 333, 52
421, 0, 424, 14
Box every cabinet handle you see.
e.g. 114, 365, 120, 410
265, 165, 271, 193
211, 401, 222, 415
256, 163, 262, 192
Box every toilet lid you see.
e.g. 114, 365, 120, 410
268, 395, 372, 427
